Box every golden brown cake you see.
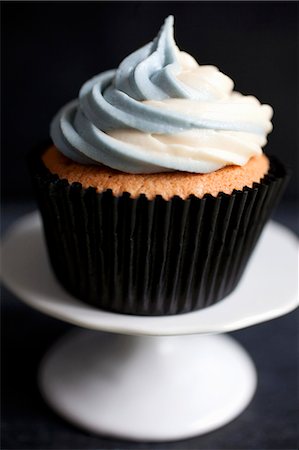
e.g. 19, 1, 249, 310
43, 146, 270, 200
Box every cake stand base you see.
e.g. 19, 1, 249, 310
39, 329, 256, 442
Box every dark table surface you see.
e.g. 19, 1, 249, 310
1, 201, 298, 450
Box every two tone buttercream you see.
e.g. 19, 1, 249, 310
50, 16, 273, 173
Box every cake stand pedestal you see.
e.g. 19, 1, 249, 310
1, 212, 298, 442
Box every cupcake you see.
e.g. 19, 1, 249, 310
30, 16, 287, 315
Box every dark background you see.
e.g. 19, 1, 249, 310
1, 2, 298, 450
1, 1, 298, 202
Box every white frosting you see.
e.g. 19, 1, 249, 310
50, 16, 273, 173
106, 49, 272, 172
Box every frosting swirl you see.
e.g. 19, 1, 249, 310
50, 15, 273, 173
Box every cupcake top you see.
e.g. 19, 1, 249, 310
50, 15, 273, 174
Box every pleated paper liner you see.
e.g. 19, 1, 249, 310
29, 150, 288, 316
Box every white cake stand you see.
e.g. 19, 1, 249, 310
1, 212, 298, 442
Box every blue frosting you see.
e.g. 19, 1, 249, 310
50, 16, 270, 173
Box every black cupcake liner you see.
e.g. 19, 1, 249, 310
29, 149, 288, 315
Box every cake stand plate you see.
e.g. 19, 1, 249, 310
1, 212, 298, 441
